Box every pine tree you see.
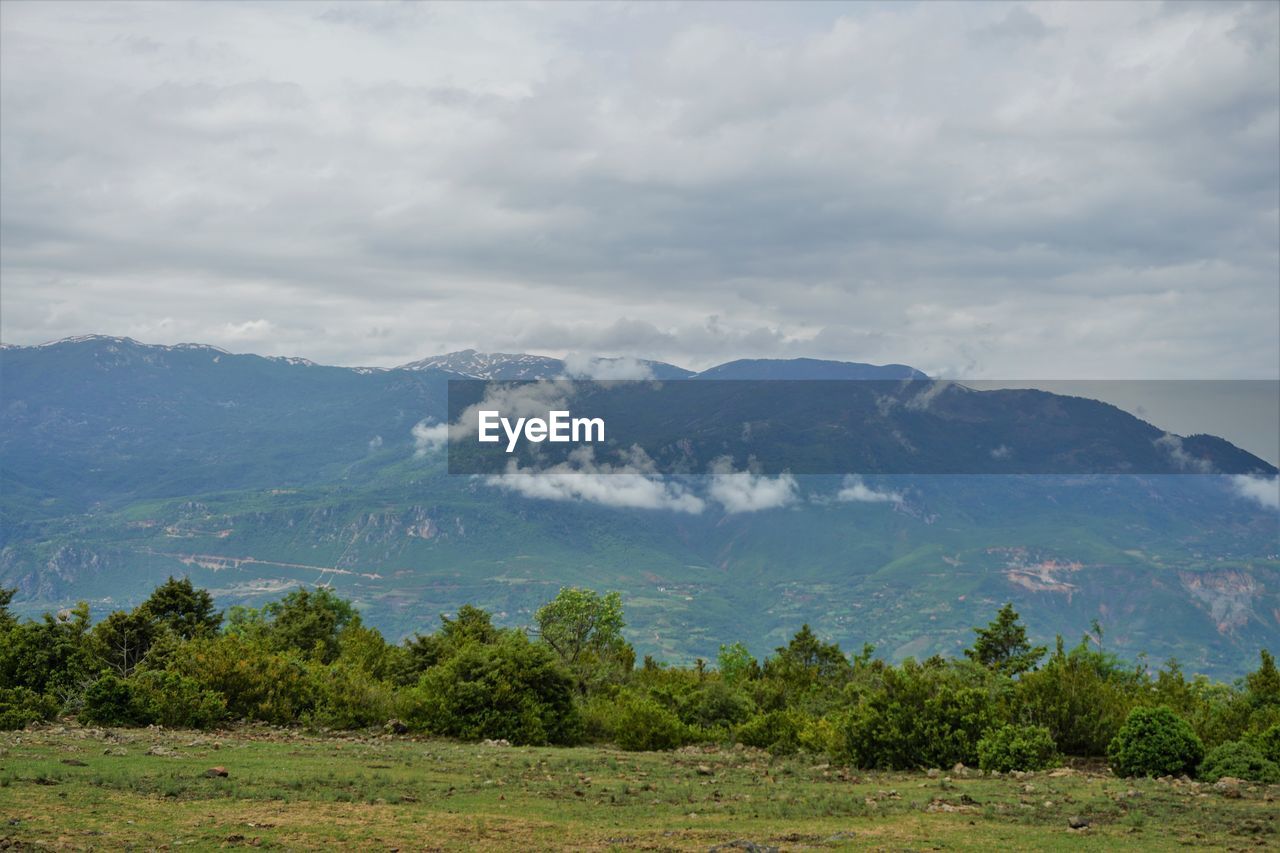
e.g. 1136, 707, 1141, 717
965, 603, 1046, 676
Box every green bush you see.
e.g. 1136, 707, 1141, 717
1107, 706, 1204, 778
415, 633, 581, 745
676, 681, 754, 730
131, 670, 226, 729
736, 709, 805, 755
0, 687, 58, 730
836, 662, 1004, 769
304, 662, 394, 730
611, 695, 690, 751
1198, 740, 1280, 783
1015, 641, 1137, 756
977, 724, 1060, 772
81, 674, 147, 726
166, 634, 317, 724
1246, 724, 1280, 764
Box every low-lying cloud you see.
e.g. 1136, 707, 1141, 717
1230, 474, 1280, 510
411, 419, 449, 456
836, 475, 903, 504
707, 457, 799, 514
1155, 434, 1215, 474
485, 447, 705, 513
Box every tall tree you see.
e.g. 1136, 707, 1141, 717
1246, 649, 1279, 708
139, 576, 222, 639
965, 603, 1046, 676
0, 587, 16, 632
535, 587, 632, 691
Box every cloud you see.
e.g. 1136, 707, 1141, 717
221, 319, 276, 341
448, 380, 576, 442
1154, 433, 1214, 473
485, 446, 705, 513
411, 419, 449, 456
1230, 474, 1280, 510
707, 457, 798, 513
835, 475, 902, 504
484, 449, 803, 514
561, 353, 654, 380
0, 2, 1275, 378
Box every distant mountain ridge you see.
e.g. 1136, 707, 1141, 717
397, 348, 695, 380
693, 358, 926, 380
2, 334, 1277, 679
1, 335, 918, 381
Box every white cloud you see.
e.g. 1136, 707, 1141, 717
836, 475, 902, 504
707, 457, 798, 513
221, 319, 275, 341
448, 380, 576, 442
485, 446, 705, 513
411, 419, 449, 456
561, 353, 654, 380
1230, 474, 1280, 510
1154, 433, 1214, 473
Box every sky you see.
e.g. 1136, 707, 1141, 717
1, 0, 1278, 377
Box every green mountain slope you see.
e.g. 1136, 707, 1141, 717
1, 337, 1277, 678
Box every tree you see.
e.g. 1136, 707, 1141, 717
718, 642, 757, 685
1246, 650, 1279, 709
394, 605, 504, 684
0, 603, 94, 700
1107, 705, 1203, 777
139, 576, 221, 639
0, 587, 16, 632
535, 587, 632, 692
229, 586, 358, 663
410, 632, 581, 745
765, 624, 850, 688
1015, 635, 1140, 756
91, 608, 159, 677
965, 603, 1046, 676
440, 604, 500, 646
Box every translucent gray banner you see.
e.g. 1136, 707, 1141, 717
444, 379, 1279, 476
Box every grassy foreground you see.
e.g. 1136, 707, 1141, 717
1, 726, 1276, 851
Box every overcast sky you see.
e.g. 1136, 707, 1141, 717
1, 1, 1277, 377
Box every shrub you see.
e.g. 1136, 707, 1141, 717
166, 634, 317, 724
611, 695, 690, 751
977, 724, 1060, 772
1198, 740, 1280, 783
304, 662, 394, 730
836, 662, 1004, 769
1015, 641, 1136, 756
736, 709, 805, 755
676, 681, 754, 730
131, 670, 226, 729
0, 687, 58, 730
798, 714, 844, 756
1246, 724, 1280, 765
415, 633, 581, 745
81, 674, 146, 726
1107, 706, 1204, 778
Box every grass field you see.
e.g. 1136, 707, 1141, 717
1, 726, 1276, 851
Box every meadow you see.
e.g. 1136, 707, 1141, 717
1, 725, 1275, 851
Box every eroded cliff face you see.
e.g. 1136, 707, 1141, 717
0, 544, 116, 600
1179, 569, 1264, 634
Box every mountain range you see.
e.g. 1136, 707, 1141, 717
1, 335, 1277, 678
